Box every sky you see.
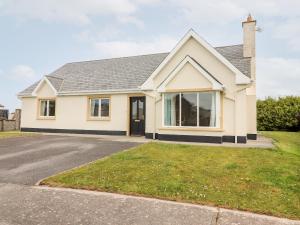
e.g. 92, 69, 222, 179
0, 0, 299, 111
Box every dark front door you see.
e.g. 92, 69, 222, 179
130, 96, 145, 136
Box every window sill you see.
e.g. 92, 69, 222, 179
37, 116, 56, 120
87, 117, 110, 121
159, 127, 224, 132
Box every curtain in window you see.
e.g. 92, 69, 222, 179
209, 93, 216, 127
91, 99, 99, 117
40, 100, 47, 116
164, 91, 218, 127
199, 92, 212, 126
164, 93, 179, 126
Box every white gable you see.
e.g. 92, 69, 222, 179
32, 77, 57, 97
157, 56, 223, 92
142, 29, 250, 90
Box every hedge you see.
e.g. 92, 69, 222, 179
257, 96, 300, 131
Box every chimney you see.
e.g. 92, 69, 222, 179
242, 14, 256, 58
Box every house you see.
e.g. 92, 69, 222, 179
18, 15, 257, 144
0, 104, 9, 120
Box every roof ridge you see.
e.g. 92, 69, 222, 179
46, 75, 64, 80
214, 44, 243, 48
54, 45, 242, 66
66, 52, 170, 65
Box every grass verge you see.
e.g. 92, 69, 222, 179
0, 131, 37, 139
261, 131, 300, 156
41, 132, 300, 219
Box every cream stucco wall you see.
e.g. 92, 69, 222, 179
165, 62, 212, 90
21, 33, 256, 140
21, 82, 129, 132
146, 36, 249, 138
153, 37, 236, 92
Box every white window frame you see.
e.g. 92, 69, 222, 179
89, 97, 110, 120
39, 99, 56, 118
162, 91, 221, 128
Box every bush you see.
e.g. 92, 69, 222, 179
257, 96, 300, 131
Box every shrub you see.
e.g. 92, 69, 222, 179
257, 96, 300, 131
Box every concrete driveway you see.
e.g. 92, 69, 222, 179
0, 135, 140, 185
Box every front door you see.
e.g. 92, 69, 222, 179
130, 96, 145, 136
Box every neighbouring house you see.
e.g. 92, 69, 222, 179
18, 15, 257, 143
0, 104, 9, 120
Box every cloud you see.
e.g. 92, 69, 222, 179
117, 15, 144, 28
0, 0, 157, 26
168, 0, 300, 24
170, 0, 246, 24
257, 57, 300, 99
94, 36, 177, 57
272, 19, 300, 51
9, 65, 36, 81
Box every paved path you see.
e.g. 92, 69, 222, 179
0, 135, 139, 185
0, 183, 299, 225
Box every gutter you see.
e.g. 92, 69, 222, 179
18, 89, 143, 98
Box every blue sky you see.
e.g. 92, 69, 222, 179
0, 0, 299, 111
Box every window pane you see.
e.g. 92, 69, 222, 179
181, 93, 197, 126
48, 100, 56, 116
199, 92, 216, 127
138, 98, 144, 120
131, 99, 138, 120
90, 99, 99, 117
40, 100, 47, 116
164, 93, 180, 126
101, 99, 110, 117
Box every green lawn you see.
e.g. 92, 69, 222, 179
0, 131, 37, 139
41, 132, 300, 219
261, 131, 300, 156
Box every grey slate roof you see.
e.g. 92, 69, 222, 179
19, 45, 250, 96
215, 44, 251, 77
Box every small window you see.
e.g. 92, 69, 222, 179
90, 98, 110, 118
39, 99, 56, 117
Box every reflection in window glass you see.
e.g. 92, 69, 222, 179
40, 100, 47, 116
101, 99, 110, 117
164, 93, 180, 126
199, 92, 216, 127
40, 100, 55, 117
48, 100, 56, 117
90, 99, 99, 117
132, 99, 138, 120
138, 99, 144, 120
163, 92, 218, 127
181, 93, 197, 126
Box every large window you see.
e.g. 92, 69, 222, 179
164, 92, 220, 128
89, 97, 110, 119
39, 99, 56, 117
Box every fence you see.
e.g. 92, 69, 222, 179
0, 109, 21, 131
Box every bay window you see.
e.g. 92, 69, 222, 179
163, 92, 220, 128
89, 97, 110, 119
